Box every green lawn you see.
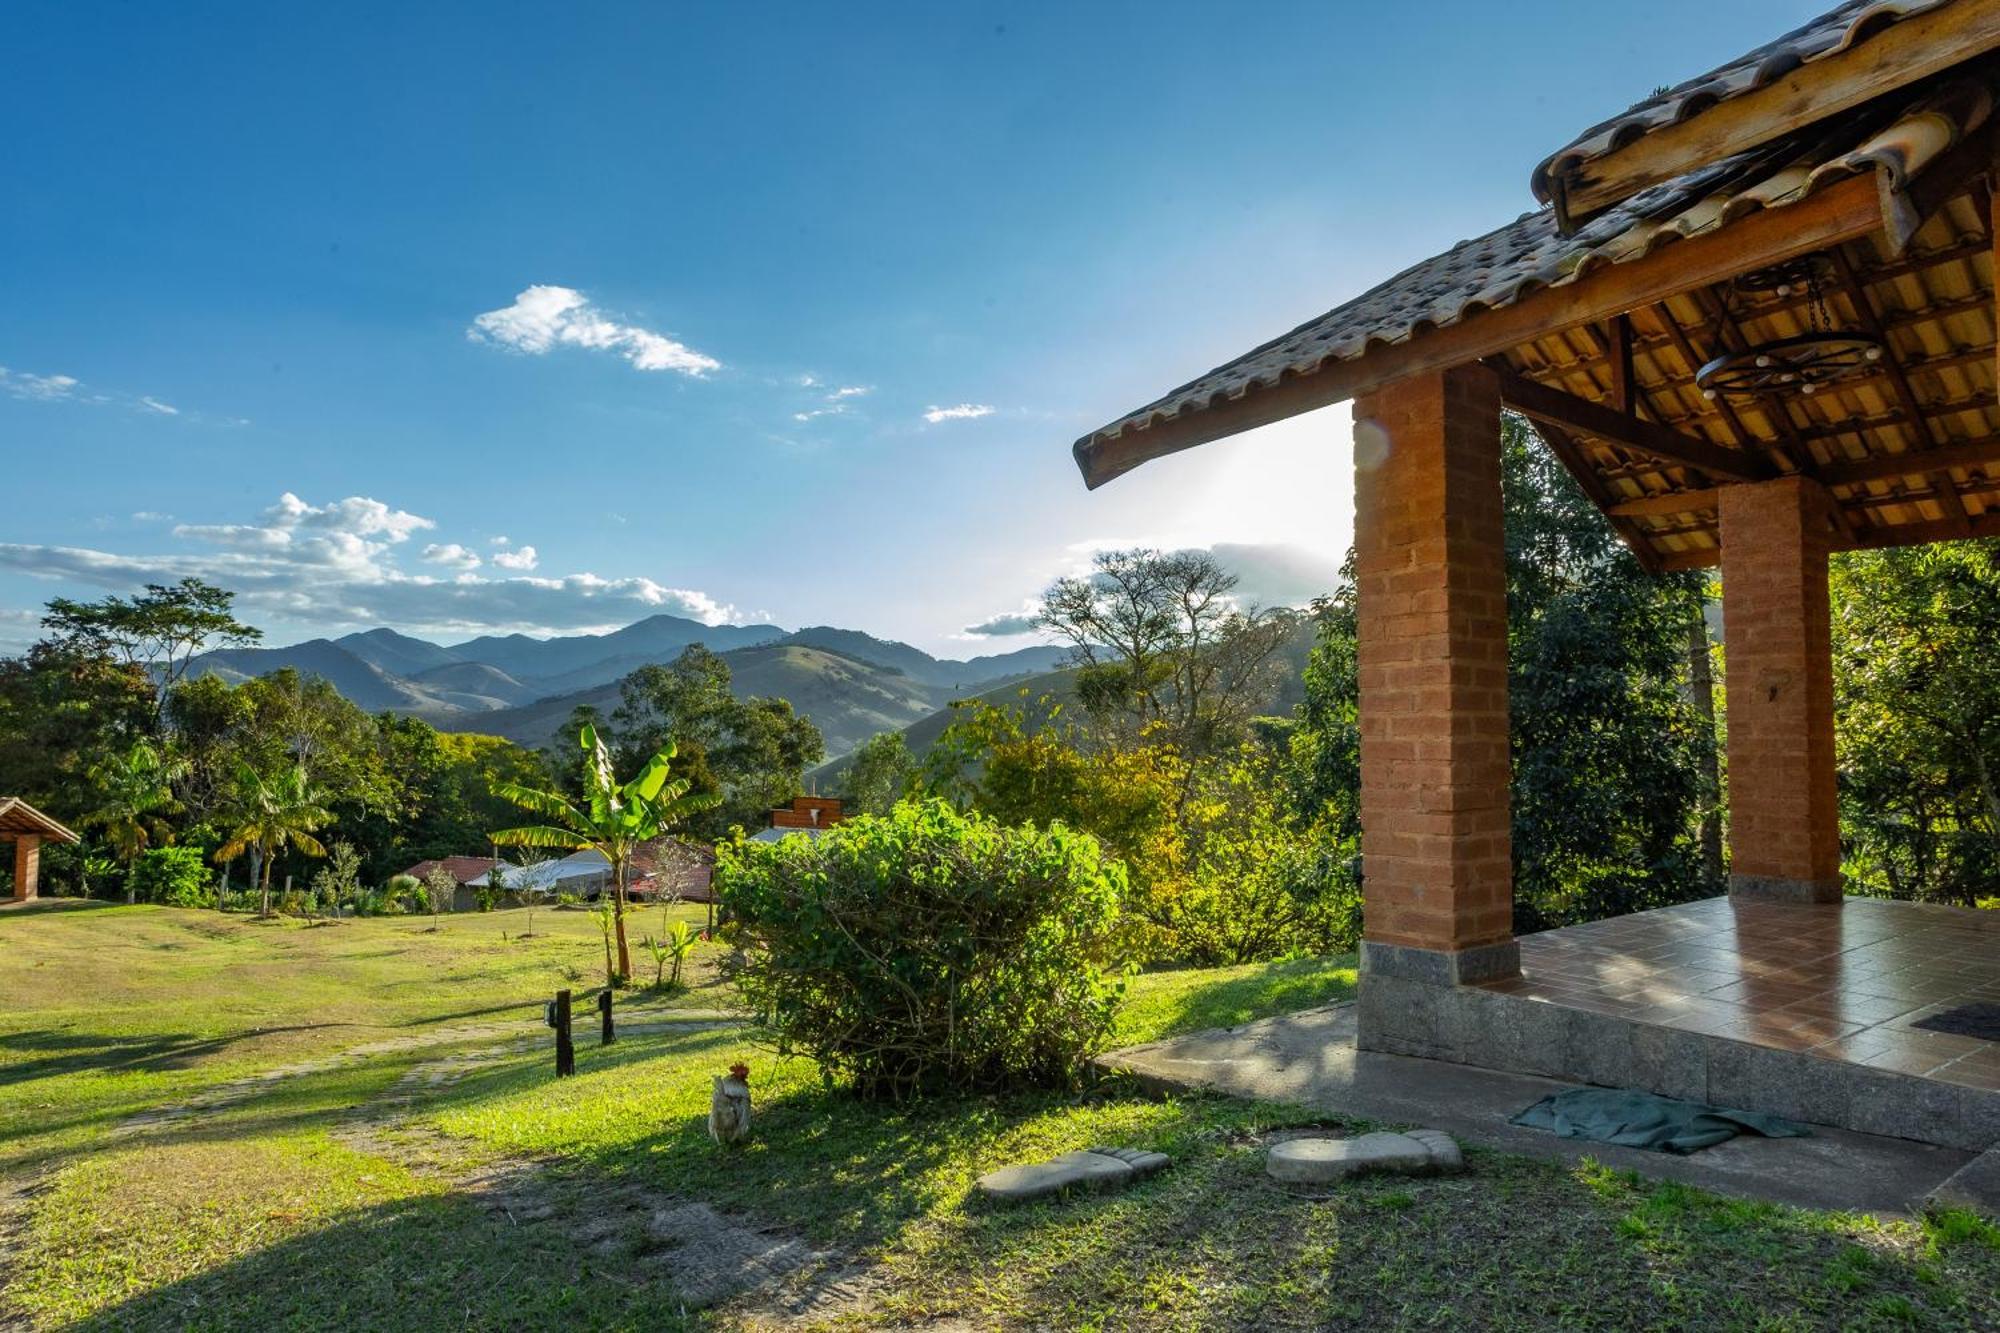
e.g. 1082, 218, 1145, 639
2, 903, 1996, 1330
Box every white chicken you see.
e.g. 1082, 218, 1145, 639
708, 1062, 752, 1145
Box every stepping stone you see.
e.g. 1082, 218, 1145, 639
976, 1147, 1170, 1203
1266, 1129, 1464, 1184
1089, 1145, 1172, 1178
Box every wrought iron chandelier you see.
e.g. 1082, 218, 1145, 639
1696, 254, 1883, 401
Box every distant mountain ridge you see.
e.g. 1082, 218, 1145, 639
188, 613, 1068, 759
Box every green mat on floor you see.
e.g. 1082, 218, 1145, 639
1512, 1087, 1811, 1155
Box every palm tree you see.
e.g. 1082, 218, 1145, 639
82, 739, 188, 903
215, 763, 333, 917
491, 725, 716, 985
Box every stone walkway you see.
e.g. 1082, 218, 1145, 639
1099, 1001, 1995, 1218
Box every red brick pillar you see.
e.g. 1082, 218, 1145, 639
12, 834, 40, 903
1719, 476, 1842, 902
1351, 364, 1516, 984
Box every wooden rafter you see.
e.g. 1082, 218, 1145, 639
1489, 365, 1776, 483
1608, 489, 1721, 518
1527, 420, 1664, 573
1827, 245, 1974, 533
1606, 314, 1635, 416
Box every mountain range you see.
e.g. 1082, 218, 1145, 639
188, 615, 1069, 758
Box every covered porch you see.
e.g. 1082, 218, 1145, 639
0, 797, 81, 903
1071, 2, 2000, 1149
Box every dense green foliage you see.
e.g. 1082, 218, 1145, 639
718, 799, 1128, 1097
1499, 417, 1720, 928
1833, 540, 2000, 905
127, 845, 213, 907
838, 729, 920, 815
0, 586, 556, 904
921, 696, 1359, 965
608, 645, 825, 838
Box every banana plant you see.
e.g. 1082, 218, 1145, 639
490, 725, 718, 985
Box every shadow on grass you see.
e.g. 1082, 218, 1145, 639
1115, 954, 1359, 1048
0, 1024, 344, 1085
64, 1186, 692, 1332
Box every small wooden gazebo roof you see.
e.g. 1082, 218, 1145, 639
0, 798, 80, 845
1073, 0, 2000, 573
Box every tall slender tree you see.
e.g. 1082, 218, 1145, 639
215, 763, 333, 917
490, 726, 717, 984
81, 738, 189, 903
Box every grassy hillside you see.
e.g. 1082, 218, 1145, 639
7, 905, 1992, 1330
813, 619, 1320, 786
444, 642, 949, 757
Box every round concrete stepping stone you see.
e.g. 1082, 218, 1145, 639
1266, 1128, 1464, 1184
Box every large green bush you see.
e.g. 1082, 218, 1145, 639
717, 799, 1127, 1098
128, 845, 212, 907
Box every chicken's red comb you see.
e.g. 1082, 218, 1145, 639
729, 1062, 750, 1080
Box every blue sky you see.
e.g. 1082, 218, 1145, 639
1, 2, 1825, 656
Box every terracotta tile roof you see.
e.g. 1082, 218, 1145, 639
1074, 82, 1990, 473
0, 797, 79, 844
400, 855, 500, 884
1531, 0, 1957, 208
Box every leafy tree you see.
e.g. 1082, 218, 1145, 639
310, 840, 365, 917
79, 738, 189, 902
0, 641, 156, 821
1502, 416, 1715, 927
490, 726, 718, 985
1833, 540, 2000, 904
421, 864, 457, 929
611, 647, 824, 836
42, 579, 258, 733
1038, 548, 1297, 756
216, 762, 334, 917
840, 730, 919, 815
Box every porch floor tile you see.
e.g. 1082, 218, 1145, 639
1487, 896, 2000, 1080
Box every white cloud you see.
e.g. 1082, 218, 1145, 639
131, 511, 174, 522
0, 492, 743, 638
924, 403, 994, 423
963, 605, 1041, 637
139, 396, 179, 416
422, 542, 482, 571
1, 367, 80, 401
491, 545, 539, 571
469, 285, 720, 376
831, 385, 870, 399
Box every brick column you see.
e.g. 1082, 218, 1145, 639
1719, 475, 1842, 902
12, 835, 40, 902
1351, 364, 1515, 985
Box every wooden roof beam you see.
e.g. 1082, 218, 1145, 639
1076, 172, 1885, 488
1490, 365, 1778, 483
1526, 421, 1665, 574
1549, 5, 2000, 227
